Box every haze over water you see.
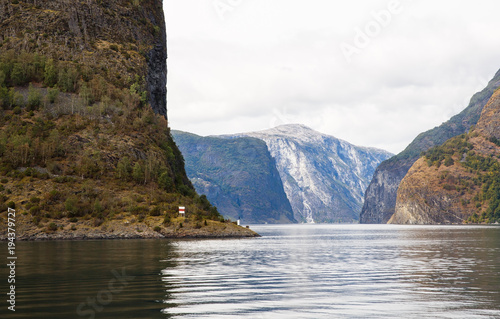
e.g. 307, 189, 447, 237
1, 224, 500, 318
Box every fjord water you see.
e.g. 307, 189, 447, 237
1, 225, 500, 318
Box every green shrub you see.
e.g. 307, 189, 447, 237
128, 205, 147, 215
32, 216, 41, 225
137, 213, 145, 222
178, 184, 194, 197
79, 82, 93, 106
132, 161, 144, 184
58, 67, 77, 92
47, 222, 58, 231
150, 206, 161, 216
153, 226, 161, 232
11, 63, 26, 86
115, 157, 131, 180
27, 83, 42, 110
93, 199, 103, 215
163, 215, 171, 225
489, 136, 500, 147
12, 106, 21, 114
24, 168, 40, 178
46, 189, 61, 202
65, 196, 77, 214
29, 205, 41, 215
44, 59, 58, 87
444, 156, 454, 167
54, 176, 74, 183
0, 70, 5, 86
47, 87, 59, 103
7, 201, 15, 209
0, 86, 10, 108
158, 171, 173, 191
30, 196, 41, 204
153, 25, 160, 36
11, 89, 24, 107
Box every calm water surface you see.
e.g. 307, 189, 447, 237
1, 225, 500, 318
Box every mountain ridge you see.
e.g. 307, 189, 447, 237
224, 124, 393, 223
361, 69, 500, 224
172, 130, 296, 224
390, 89, 500, 224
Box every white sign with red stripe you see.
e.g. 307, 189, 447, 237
179, 206, 185, 215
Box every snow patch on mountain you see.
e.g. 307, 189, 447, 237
224, 124, 393, 223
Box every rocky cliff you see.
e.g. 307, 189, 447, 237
235, 124, 392, 223
0, 0, 167, 116
172, 131, 296, 224
0, 0, 257, 239
361, 69, 500, 224
390, 89, 500, 224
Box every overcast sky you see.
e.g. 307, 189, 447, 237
163, 0, 500, 154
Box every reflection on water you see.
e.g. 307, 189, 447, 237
162, 225, 500, 319
0, 240, 176, 319
1, 225, 500, 318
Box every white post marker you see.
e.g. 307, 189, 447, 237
179, 206, 185, 217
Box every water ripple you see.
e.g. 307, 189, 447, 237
161, 225, 500, 319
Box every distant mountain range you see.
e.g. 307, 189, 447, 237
173, 125, 392, 223
171, 131, 295, 224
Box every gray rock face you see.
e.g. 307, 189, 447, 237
360, 158, 414, 224
360, 69, 500, 224
238, 125, 393, 223
146, 35, 167, 118
1, 0, 169, 118
145, 0, 168, 118
172, 131, 296, 224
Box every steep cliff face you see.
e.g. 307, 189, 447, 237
359, 157, 414, 223
391, 90, 500, 224
0, 1, 257, 239
146, 21, 168, 118
0, 0, 167, 116
361, 69, 500, 224
237, 125, 392, 223
172, 131, 296, 224
390, 157, 473, 224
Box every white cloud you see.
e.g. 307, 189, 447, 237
164, 0, 500, 154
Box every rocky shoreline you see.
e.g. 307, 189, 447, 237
0, 214, 260, 241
